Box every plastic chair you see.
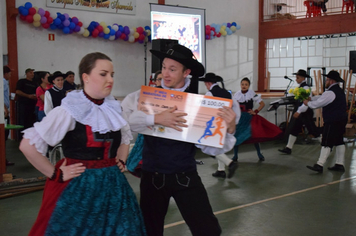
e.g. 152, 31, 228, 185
342, 0, 354, 13
304, 1, 322, 18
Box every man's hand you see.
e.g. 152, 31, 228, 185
293, 112, 300, 119
28, 94, 37, 100
154, 105, 188, 131
217, 106, 236, 134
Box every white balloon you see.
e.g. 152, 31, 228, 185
129, 35, 135, 42
109, 35, 116, 41
111, 25, 119, 31
78, 27, 85, 35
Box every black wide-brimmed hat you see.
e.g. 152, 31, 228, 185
48, 71, 65, 84
199, 73, 223, 83
150, 44, 205, 77
322, 70, 344, 82
292, 69, 310, 78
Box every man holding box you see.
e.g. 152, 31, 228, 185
123, 44, 236, 236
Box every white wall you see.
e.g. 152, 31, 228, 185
0, 1, 4, 124
12, 0, 259, 97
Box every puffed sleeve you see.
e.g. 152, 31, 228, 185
22, 107, 76, 156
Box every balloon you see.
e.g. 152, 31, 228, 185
120, 33, 126, 40
216, 33, 221, 38
111, 24, 119, 31
110, 29, 116, 36
63, 27, 70, 34
50, 24, 57, 30
230, 26, 236, 32
21, 8, 29, 16
236, 24, 241, 30
222, 31, 227, 36
231, 22, 237, 26
144, 26, 150, 30
139, 34, 145, 41
100, 21, 107, 28
219, 28, 225, 34
47, 17, 53, 24
40, 16, 47, 24
44, 11, 50, 18
57, 23, 64, 29
63, 19, 70, 27
115, 31, 122, 38
78, 27, 85, 34
71, 17, 79, 24
227, 23, 231, 28
138, 39, 144, 44
20, 15, 27, 21
33, 21, 41, 27
59, 15, 65, 21
129, 35, 135, 43
96, 25, 103, 32
28, 7, 36, 15
34, 7, 38, 12
103, 28, 110, 34
92, 29, 99, 37
26, 15, 34, 23
24, 2, 32, 9
83, 29, 90, 37
78, 22, 83, 27
136, 27, 144, 34
41, 23, 49, 29
129, 28, 135, 35
103, 34, 110, 39
206, 35, 210, 40
145, 29, 151, 36
69, 22, 76, 29
109, 35, 116, 41
133, 32, 139, 39
119, 25, 124, 32
98, 32, 105, 37
74, 25, 81, 32
210, 31, 214, 36
38, 8, 45, 16
53, 18, 61, 25
63, 13, 69, 19
87, 25, 95, 32
124, 26, 130, 35
33, 14, 41, 22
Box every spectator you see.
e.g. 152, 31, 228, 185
44, 71, 65, 115
3, 65, 14, 166
63, 71, 77, 93
15, 68, 37, 139
35, 71, 50, 121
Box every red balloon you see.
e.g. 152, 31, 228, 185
26, 15, 34, 23
92, 29, 99, 37
217, 33, 221, 38
136, 27, 144, 34
20, 15, 27, 21
206, 29, 211, 35
77, 21, 83, 27
42, 23, 50, 29
44, 11, 50, 18
139, 34, 145, 41
120, 34, 126, 40
135, 38, 139, 42
96, 25, 103, 32
211, 27, 215, 32
28, 7, 36, 15
47, 17, 53, 24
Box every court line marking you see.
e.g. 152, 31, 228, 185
164, 176, 356, 228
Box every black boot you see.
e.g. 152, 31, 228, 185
278, 147, 292, 154
328, 164, 345, 172
306, 164, 323, 173
212, 170, 226, 178
227, 161, 238, 178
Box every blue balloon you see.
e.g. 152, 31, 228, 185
24, 2, 32, 9
57, 12, 62, 17
144, 26, 151, 30
119, 25, 124, 33
54, 18, 61, 26
110, 29, 115, 36
236, 24, 241, 30
231, 22, 237, 27
59, 15, 65, 21
222, 23, 227, 27
103, 34, 110, 39
21, 8, 29, 16
69, 22, 76, 29
107, 25, 111, 30
63, 27, 70, 34
57, 23, 64, 29
88, 25, 95, 32
50, 24, 57, 30
210, 31, 214, 36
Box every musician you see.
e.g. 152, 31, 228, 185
279, 69, 320, 155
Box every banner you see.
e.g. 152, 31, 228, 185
138, 86, 233, 148
46, 0, 136, 15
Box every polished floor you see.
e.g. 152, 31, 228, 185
1, 137, 356, 236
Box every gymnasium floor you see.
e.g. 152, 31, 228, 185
1, 138, 356, 236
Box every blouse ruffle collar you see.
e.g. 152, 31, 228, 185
234, 89, 256, 103
61, 90, 127, 134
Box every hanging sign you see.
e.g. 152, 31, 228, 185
46, 0, 136, 15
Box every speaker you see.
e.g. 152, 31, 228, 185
151, 39, 178, 73
350, 51, 356, 73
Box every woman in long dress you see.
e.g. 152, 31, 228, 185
20, 52, 146, 236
